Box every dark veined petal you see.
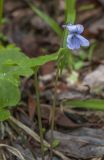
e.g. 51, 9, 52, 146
67, 34, 81, 50
67, 34, 74, 49
64, 24, 84, 34
76, 34, 89, 47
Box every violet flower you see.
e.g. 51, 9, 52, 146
63, 24, 89, 50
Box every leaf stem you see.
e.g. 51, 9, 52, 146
35, 69, 44, 160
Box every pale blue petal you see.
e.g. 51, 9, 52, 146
67, 34, 80, 50
66, 24, 77, 33
71, 36, 80, 49
67, 34, 75, 49
65, 24, 84, 34
76, 24, 84, 34
76, 34, 89, 47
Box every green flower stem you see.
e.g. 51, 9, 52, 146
35, 70, 44, 160
0, 0, 3, 25
50, 0, 76, 158
63, 0, 76, 48
50, 66, 60, 159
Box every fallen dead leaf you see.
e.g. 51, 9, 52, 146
82, 65, 104, 93
28, 95, 36, 121
46, 129, 104, 159
40, 105, 88, 128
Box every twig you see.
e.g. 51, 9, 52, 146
2, 152, 7, 160
9, 116, 70, 160
0, 150, 6, 160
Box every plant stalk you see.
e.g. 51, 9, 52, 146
50, 66, 60, 160
63, 0, 76, 48
35, 70, 44, 160
0, 0, 3, 25
50, 0, 76, 158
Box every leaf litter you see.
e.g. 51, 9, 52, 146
1, 0, 104, 160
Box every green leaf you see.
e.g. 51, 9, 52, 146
74, 61, 84, 70
0, 45, 59, 121
0, 73, 19, 87
0, 45, 58, 69
0, 79, 20, 109
30, 52, 58, 68
27, 2, 62, 37
0, 46, 58, 86
0, 45, 58, 66
0, 45, 30, 66
0, 45, 34, 85
0, 110, 11, 121
0, 45, 58, 107
52, 139, 60, 148
64, 99, 104, 110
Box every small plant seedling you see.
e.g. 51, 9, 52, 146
52, 139, 60, 149
0, 45, 58, 121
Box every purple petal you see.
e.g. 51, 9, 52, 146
76, 34, 89, 47
64, 24, 84, 34
67, 34, 81, 50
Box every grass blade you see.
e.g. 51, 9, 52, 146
26, 1, 62, 37
64, 99, 104, 110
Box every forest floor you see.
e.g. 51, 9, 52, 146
0, 0, 104, 159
